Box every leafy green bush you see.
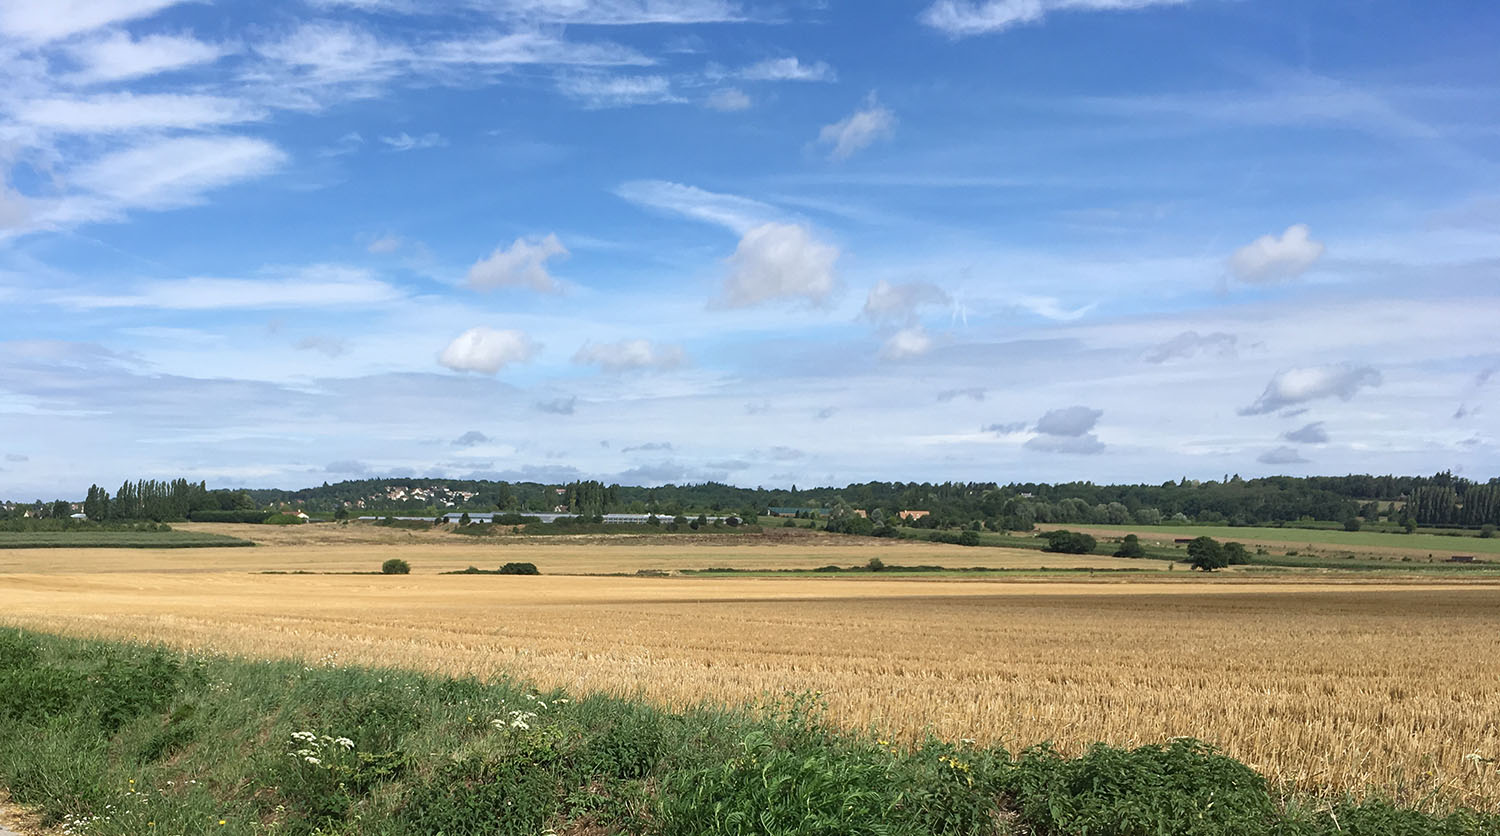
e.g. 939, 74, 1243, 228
1114, 533, 1146, 557
187, 510, 273, 523
264, 513, 307, 525
381, 558, 410, 575
1004, 739, 1277, 836
1043, 529, 1098, 554
499, 562, 540, 575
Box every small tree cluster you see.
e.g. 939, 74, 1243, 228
1042, 530, 1097, 554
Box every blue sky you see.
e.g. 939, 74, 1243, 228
1, 0, 1497, 498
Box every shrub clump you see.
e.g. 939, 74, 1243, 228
1042, 529, 1097, 554
381, 558, 411, 575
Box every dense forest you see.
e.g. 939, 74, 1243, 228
7, 471, 1498, 530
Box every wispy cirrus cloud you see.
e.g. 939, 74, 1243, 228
817, 94, 895, 160
921, 0, 1190, 38
59, 266, 402, 311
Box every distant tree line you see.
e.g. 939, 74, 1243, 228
11, 470, 1500, 530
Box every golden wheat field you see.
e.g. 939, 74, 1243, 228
2, 532, 1498, 812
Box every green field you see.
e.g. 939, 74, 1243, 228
0, 530, 254, 549
1047, 523, 1500, 555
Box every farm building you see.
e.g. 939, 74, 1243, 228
1449, 555, 1477, 563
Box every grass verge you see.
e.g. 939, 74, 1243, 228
1, 629, 1494, 835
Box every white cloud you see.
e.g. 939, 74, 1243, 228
63, 135, 286, 215
465, 234, 568, 292
720, 222, 839, 308
15, 93, 264, 134
1025, 405, 1106, 454
817, 95, 896, 160
0, 0, 185, 43
557, 73, 681, 108
0, 178, 28, 229
439, 327, 539, 374
863, 280, 951, 323
1035, 405, 1102, 437
428, 31, 651, 67
881, 326, 933, 360
921, 0, 1189, 38
453, 430, 490, 447
615, 180, 779, 234
1283, 422, 1329, 444
484, 0, 745, 25
1229, 224, 1326, 284
705, 88, 752, 111
573, 339, 685, 372
63, 31, 231, 84
367, 234, 403, 254
1143, 330, 1237, 364
740, 57, 835, 83
61, 266, 403, 310
1014, 295, 1094, 321
380, 131, 446, 151
1240, 364, 1382, 415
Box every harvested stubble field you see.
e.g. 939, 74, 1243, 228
0, 538, 1497, 813
0, 521, 1173, 574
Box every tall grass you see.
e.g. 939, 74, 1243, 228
1, 630, 1495, 836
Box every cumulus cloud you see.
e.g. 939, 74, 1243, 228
984, 421, 1027, 435
573, 339, 685, 372
1229, 224, 1325, 283
438, 327, 538, 374
881, 326, 933, 360
1239, 364, 1381, 415
740, 57, 835, 82
720, 222, 839, 307
1143, 330, 1237, 364
465, 234, 567, 292
1034, 406, 1103, 437
817, 94, 895, 160
939, 387, 987, 402
451, 430, 490, 447
1024, 405, 1105, 454
862, 280, 951, 323
536, 396, 577, 415
921, 0, 1189, 37
1283, 422, 1329, 444
1257, 446, 1310, 465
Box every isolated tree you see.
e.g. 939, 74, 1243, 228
1343, 517, 1361, 532
459, 512, 471, 526
381, 558, 410, 575
1114, 534, 1145, 558
1223, 541, 1250, 565
1187, 536, 1229, 572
